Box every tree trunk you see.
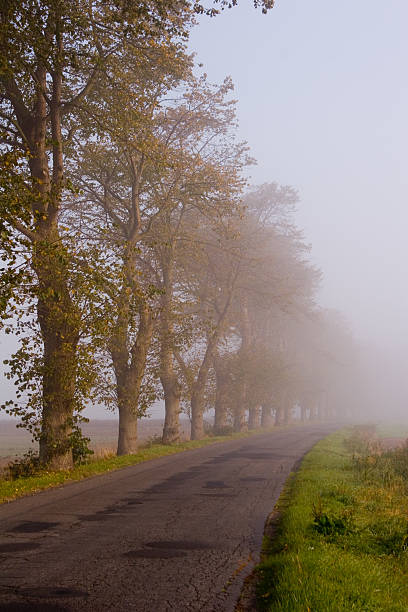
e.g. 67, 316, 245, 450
22, 56, 80, 470
117, 391, 138, 456
275, 404, 284, 426
214, 393, 228, 434
0, 13, 89, 470
318, 392, 328, 420
235, 298, 251, 433
162, 374, 181, 444
283, 407, 292, 425
283, 395, 293, 425
191, 390, 205, 440
159, 260, 181, 444
248, 404, 261, 430
190, 335, 220, 440
189, 290, 233, 440
37, 255, 80, 469
213, 354, 230, 435
32, 72, 79, 468
261, 403, 273, 428
233, 404, 246, 432
309, 400, 318, 421
303, 398, 311, 420
112, 296, 153, 455
300, 403, 307, 422
325, 392, 333, 419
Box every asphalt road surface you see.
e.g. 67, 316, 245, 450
0, 424, 336, 612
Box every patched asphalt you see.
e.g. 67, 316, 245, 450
0, 424, 336, 611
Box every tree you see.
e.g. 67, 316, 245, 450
68, 68, 246, 449
0, 0, 191, 467
65, 71, 188, 454
174, 219, 246, 439
209, 183, 321, 432
142, 75, 249, 442
196, 0, 274, 15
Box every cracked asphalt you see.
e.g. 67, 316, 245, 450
0, 424, 336, 611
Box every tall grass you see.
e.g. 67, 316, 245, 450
256, 428, 408, 612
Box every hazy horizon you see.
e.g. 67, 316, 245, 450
186, 0, 408, 421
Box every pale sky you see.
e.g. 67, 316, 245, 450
190, 0, 408, 351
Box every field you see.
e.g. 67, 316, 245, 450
0, 418, 191, 468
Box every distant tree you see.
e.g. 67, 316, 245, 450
212, 183, 321, 432
144, 76, 249, 442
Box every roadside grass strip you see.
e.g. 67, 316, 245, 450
256, 429, 408, 612
0, 425, 295, 504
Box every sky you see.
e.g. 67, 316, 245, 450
2, 0, 408, 421
189, 0, 408, 353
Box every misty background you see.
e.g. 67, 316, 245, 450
188, 0, 408, 422
2, 0, 407, 422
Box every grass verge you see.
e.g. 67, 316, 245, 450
0, 426, 287, 505
255, 428, 408, 612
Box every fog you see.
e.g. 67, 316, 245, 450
2, 6, 408, 609
189, 0, 408, 422
1, 0, 408, 437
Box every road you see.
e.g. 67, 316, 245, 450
0, 424, 336, 612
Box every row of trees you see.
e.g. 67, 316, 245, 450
0, 1, 353, 470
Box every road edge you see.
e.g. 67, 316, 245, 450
233, 452, 312, 611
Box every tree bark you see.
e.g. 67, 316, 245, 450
309, 399, 318, 421
161, 370, 181, 444
213, 354, 230, 434
190, 329, 223, 440
214, 397, 228, 434
191, 392, 205, 440
112, 295, 153, 455
233, 403, 246, 432
28, 45, 80, 470
248, 404, 261, 430
275, 403, 285, 426
283, 394, 293, 425
234, 299, 252, 433
159, 260, 181, 444
36, 242, 80, 469
261, 402, 273, 428
117, 390, 139, 456
189, 283, 235, 440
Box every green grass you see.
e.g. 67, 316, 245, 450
0, 426, 286, 505
256, 429, 408, 612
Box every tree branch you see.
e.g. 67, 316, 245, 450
12, 219, 37, 242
